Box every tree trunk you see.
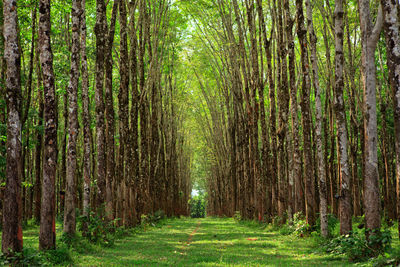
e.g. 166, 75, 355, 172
276, 0, 289, 220
380, 0, 400, 238
334, 0, 352, 235
39, 0, 58, 250
81, 0, 91, 235
129, 0, 139, 226
119, 0, 129, 226
94, 0, 107, 212
2, 0, 23, 255
296, 0, 315, 226
358, 0, 383, 239
34, 62, 43, 223
306, 0, 328, 237
64, 0, 81, 236
104, 0, 118, 221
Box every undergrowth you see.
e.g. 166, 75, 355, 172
234, 211, 400, 265
0, 210, 168, 266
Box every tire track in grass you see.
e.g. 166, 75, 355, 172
174, 220, 201, 264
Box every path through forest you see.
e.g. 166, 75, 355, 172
72, 218, 350, 266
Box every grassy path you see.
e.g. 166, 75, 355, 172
73, 217, 351, 266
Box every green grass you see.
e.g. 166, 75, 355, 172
71, 217, 350, 266
7, 217, 400, 266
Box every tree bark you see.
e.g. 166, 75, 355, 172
34, 58, 43, 223
128, 0, 139, 226
64, 0, 81, 236
2, 0, 23, 255
81, 0, 91, 235
104, 0, 119, 221
118, 0, 129, 226
94, 0, 107, 212
358, 0, 383, 238
380, 0, 400, 238
306, 0, 328, 237
39, 0, 57, 250
334, 0, 352, 235
296, 0, 315, 226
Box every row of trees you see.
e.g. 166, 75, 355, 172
1, 0, 192, 255
186, 0, 400, 241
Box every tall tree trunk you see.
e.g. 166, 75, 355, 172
34, 60, 43, 223
104, 0, 118, 221
119, 0, 129, 226
276, 0, 289, 220
2, 0, 23, 255
39, 0, 58, 250
94, 0, 107, 212
59, 92, 68, 215
345, 10, 362, 217
64, 0, 81, 236
296, 0, 315, 226
266, 30, 277, 218
129, 0, 139, 226
358, 0, 383, 239
380, 0, 400, 238
334, 0, 352, 235
306, 0, 328, 237
81, 0, 91, 235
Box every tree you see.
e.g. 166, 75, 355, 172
118, 0, 129, 225
306, 0, 328, 237
81, 0, 91, 234
358, 0, 383, 239
64, 0, 81, 236
39, 0, 58, 250
94, 0, 107, 212
296, 0, 315, 226
2, 0, 23, 255
335, 0, 352, 235
380, 0, 400, 238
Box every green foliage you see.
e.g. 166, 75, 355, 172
189, 193, 206, 218
315, 213, 339, 237
323, 228, 392, 262
77, 211, 121, 247
0, 247, 72, 267
141, 210, 167, 228
233, 211, 242, 222
370, 252, 400, 267
272, 215, 286, 226
278, 213, 311, 237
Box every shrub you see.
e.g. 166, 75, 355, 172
77, 210, 120, 247
323, 228, 392, 262
272, 215, 285, 226
233, 211, 242, 222
141, 210, 166, 228
275, 212, 310, 236
189, 194, 206, 218
0, 247, 72, 267
315, 213, 339, 237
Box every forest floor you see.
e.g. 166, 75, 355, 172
16, 217, 400, 266
72, 217, 349, 266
